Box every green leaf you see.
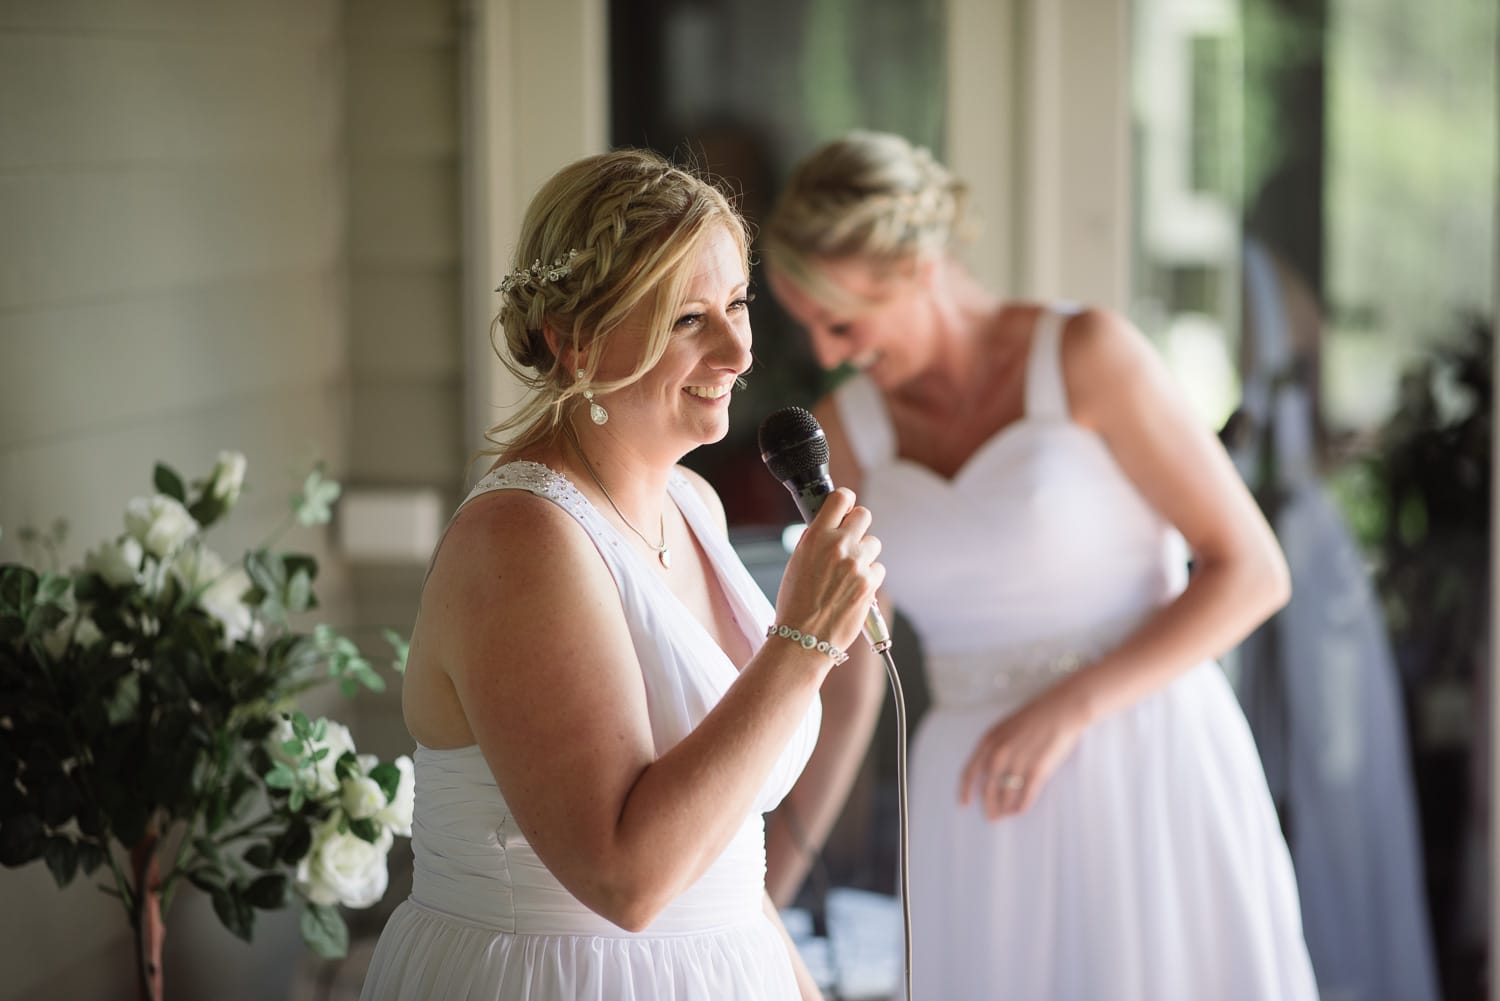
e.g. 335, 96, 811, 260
153, 464, 187, 504
279, 819, 313, 863
243, 873, 288, 910
72, 572, 106, 603
188, 869, 225, 895
265, 764, 297, 790
369, 763, 400, 802
383, 629, 410, 675
0, 564, 40, 614
285, 569, 312, 614
290, 712, 313, 740
211, 887, 256, 942
187, 496, 225, 529
288, 787, 305, 813
75, 841, 107, 875
348, 817, 379, 844
192, 836, 224, 869
35, 573, 71, 608
293, 470, 342, 527
334, 753, 360, 782
105, 672, 141, 726
299, 903, 349, 959
38, 778, 78, 827
283, 554, 319, 584
244, 843, 276, 869
42, 836, 78, 886
0, 815, 45, 868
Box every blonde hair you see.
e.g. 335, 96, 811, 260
763, 131, 970, 309
486, 148, 749, 454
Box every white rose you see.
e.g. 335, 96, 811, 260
74, 615, 103, 649
84, 536, 144, 588
171, 546, 224, 591
210, 451, 247, 506
123, 495, 198, 559
340, 774, 385, 821
296, 816, 393, 909
374, 755, 415, 838
266, 716, 354, 796
312, 721, 357, 796
197, 563, 254, 645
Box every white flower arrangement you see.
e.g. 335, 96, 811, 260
0, 452, 411, 997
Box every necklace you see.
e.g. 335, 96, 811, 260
567, 432, 672, 570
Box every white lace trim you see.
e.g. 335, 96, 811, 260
462, 460, 692, 560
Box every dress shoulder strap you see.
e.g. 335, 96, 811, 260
831, 374, 898, 473
1024, 303, 1082, 421
423, 460, 624, 589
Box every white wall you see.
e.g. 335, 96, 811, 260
0, 2, 357, 997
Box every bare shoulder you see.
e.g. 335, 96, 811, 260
674, 464, 728, 536
421, 487, 620, 664
1056, 307, 1168, 427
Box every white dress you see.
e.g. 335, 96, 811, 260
359, 461, 821, 1001
834, 309, 1320, 1001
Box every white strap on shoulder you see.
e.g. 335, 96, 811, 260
831, 374, 897, 474
1025, 304, 1080, 421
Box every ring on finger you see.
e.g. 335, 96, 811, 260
997, 772, 1026, 791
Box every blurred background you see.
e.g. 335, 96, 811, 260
0, 0, 1495, 999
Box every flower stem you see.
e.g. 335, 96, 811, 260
131, 827, 165, 1001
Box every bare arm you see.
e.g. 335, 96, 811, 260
424, 484, 884, 931
1055, 307, 1290, 721
765, 398, 889, 905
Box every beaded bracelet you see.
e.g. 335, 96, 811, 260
766, 624, 850, 665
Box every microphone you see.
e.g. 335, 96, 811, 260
758, 406, 893, 653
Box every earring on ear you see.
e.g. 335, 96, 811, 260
577, 368, 609, 425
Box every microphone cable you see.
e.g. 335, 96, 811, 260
780, 642, 913, 1001
880, 644, 914, 1001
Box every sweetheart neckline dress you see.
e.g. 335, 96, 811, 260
359, 461, 820, 1000
835, 307, 1319, 1000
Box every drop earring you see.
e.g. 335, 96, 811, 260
577, 368, 608, 425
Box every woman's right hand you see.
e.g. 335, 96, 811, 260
773, 488, 885, 655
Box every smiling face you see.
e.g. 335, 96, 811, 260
766, 255, 935, 388
589, 224, 753, 459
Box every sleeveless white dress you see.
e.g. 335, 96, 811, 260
834, 309, 1320, 1000
359, 461, 821, 1001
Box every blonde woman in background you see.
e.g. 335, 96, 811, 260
763, 130, 1319, 1000
359, 148, 885, 1001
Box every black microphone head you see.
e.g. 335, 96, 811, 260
758, 406, 830, 483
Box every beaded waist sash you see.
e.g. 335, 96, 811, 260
924, 614, 1147, 709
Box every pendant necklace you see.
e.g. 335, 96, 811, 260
568, 431, 672, 570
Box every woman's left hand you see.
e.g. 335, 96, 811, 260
958, 686, 1090, 819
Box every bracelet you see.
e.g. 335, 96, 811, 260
766, 624, 849, 665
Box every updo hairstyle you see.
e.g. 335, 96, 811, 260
763, 130, 970, 308
486, 148, 749, 453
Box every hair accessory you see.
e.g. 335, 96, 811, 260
576, 368, 609, 425
496, 249, 579, 298
766, 624, 849, 665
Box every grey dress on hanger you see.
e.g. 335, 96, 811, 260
1231, 239, 1440, 1001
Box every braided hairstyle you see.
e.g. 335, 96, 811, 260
763, 130, 971, 310
487, 148, 749, 453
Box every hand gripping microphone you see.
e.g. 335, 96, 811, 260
757, 406, 893, 653
758, 405, 915, 1000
